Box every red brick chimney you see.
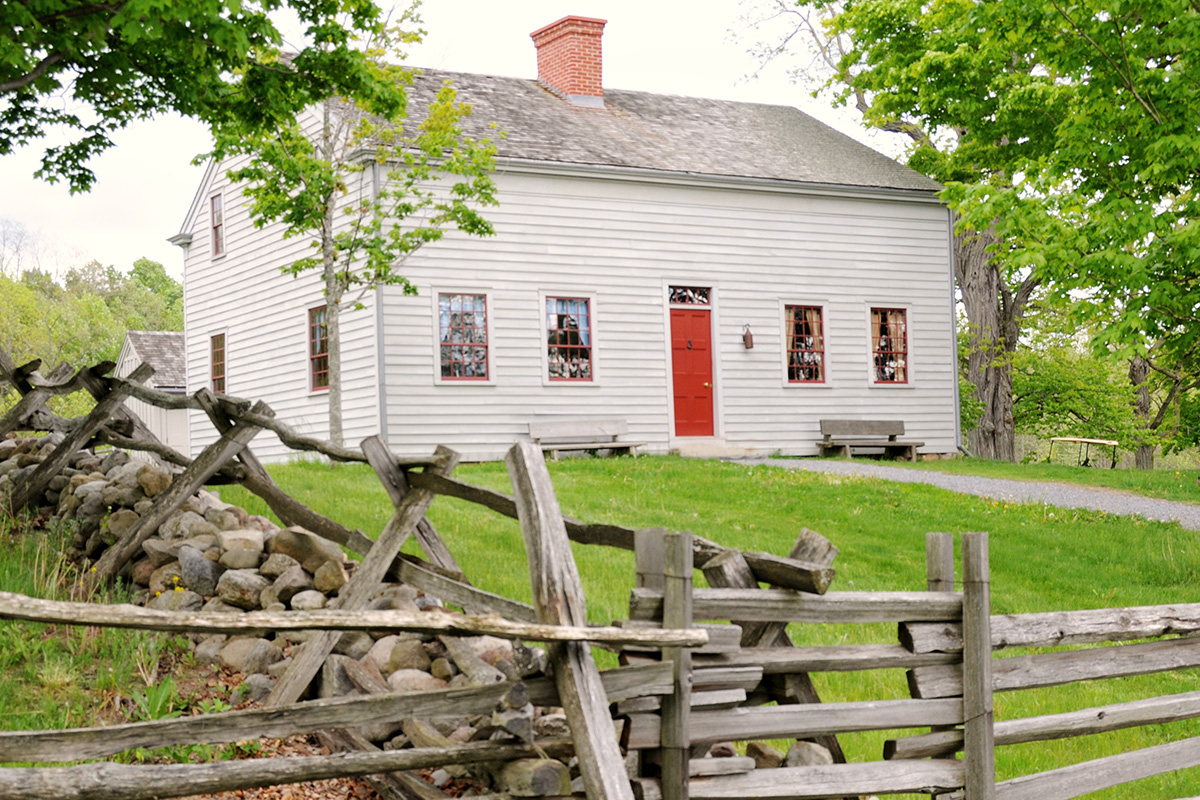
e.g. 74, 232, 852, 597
530, 16, 607, 107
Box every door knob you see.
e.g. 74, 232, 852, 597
703, 382, 712, 388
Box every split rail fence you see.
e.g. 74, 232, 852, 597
3, 349, 1200, 799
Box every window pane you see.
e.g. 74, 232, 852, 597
668, 286, 710, 305
546, 297, 593, 381
438, 294, 488, 380
786, 306, 825, 383
309, 306, 329, 390
871, 307, 908, 383
210, 333, 225, 393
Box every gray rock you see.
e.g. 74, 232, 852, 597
76, 491, 107, 522
289, 590, 327, 611
148, 588, 204, 612
205, 506, 245, 531
133, 498, 155, 516
267, 526, 345, 573
267, 658, 293, 680
232, 673, 275, 704
130, 558, 156, 587
272, 564, 314, 604
784, 741, 834, 767
193, 635, 227, 665
313, 560, 348, 594
533, 713, 570, 738
746, 741, 784, 769
259, 552, 300, 579
201, 597, 244, 614
387, 639, 432, 674
319, 654, 358, 698
217, 528, 265, 554
218, 638, 261, 672
366, 635, 401, 673
218, 548, 261, 570
387, 669, 449, 694
98, 449, 130, 474
135, 464, 172, 497
245, 514, 278, 534
102, 483, 144, 508
241, 639, 284, 675
430, 657, 457, 681
216, 570, 270, 610
334, 631, 374, 660
160, 511, 210, 541
178, 545, 225, 597
73, 479, 107, 499
142, 538, 180, 567
149, 562, 183, 595
259, 586, 281, 609
182, 533, 218, 553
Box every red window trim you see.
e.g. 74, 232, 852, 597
210, 333, 226, 393
785, 305, 825, 383
870, 307, 908, 384
210, 193, 225, 258
438, 293, 489, 381
309, 306, 329, 392
546, 296, 593, 382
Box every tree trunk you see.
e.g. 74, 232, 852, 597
320, 100, 344, 448
1129, 355, 1155, 470
955, 226, 1035, 462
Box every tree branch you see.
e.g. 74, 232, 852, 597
0, 52, 65, 94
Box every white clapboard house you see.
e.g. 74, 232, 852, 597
172, 15, 959, 462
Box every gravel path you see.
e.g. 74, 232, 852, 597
730, 457, 1200, 530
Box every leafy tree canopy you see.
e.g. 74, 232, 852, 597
1, 0, 405, 192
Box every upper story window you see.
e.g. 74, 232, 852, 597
546, 297, 592, 381
786, 305, 825, 383
309, 306, 329, 391
210, 333, 226, 393
210, 194, 225, 257
871, 307, 908, 384
438, 293, 489, 380
669, 286, 710, 305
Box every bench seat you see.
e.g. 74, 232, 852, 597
817, 420, 923, 462
528, 418, 646, 460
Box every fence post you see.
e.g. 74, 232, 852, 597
962, 532, 995, 800
660, 529, 693, 800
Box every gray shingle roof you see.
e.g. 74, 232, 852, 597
124, 331, 186, 390
407, 69, 941, 194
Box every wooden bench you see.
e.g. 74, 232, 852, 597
528, 418, 646, 460
817, 419, 924, 462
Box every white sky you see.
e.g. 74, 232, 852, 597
0, 0, 891, 281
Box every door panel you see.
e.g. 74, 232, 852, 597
670, 308, 714, 436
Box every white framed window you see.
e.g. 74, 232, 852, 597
869, 306, 910, 384
437, 292, 491, 381
209, 193, 225, 258
539, 291, 599, 386
784, 304, 826, 384
210, 332, 226, 393
308, 305, 329, 392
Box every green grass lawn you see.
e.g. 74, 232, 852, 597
4, 454, 1200, 796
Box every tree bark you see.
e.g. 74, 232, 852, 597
321, 100, 344, 448
955, 225, 1037, 462
1129, 355, 1155, 469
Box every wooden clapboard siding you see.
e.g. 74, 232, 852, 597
377, 169, 955, 460
180, 123, 384, 461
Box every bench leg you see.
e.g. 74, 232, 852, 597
841, 445, 852, 459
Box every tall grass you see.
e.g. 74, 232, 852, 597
216, 455, 1200, 798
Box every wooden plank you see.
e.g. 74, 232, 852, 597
88, 400, 271, 583
642, 759, 964, 800
993, 735, 1200, 800
624, 698, 963, 749
0, 738, 577, 800
388, 555, 537, 621
0, 659, 671, 764
659, 530, 693, 800
631, 588, 962, 624
0, 363, 73, 437
909, 635, 1200, 698
962, 532, 995, 800
695, 644, 958, 673
691, 666, 764, 692
887, 687, 1200, 760
506, 440, 634, 800
0, 590, 705, 647
266, 445, 459, 707
903, 602, 1200, 653
5, 362, 153, 513
529, 418, 629, 440
80, 365, 169, 469
362, 434, 464, 576
819, 419, 906, 437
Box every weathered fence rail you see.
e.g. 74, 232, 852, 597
5, 348, 1200, 800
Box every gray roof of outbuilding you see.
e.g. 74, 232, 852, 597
124, 331, 186, 390
407, 69, 941, 195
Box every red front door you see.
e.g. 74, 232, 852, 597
670, 307, 714, 436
